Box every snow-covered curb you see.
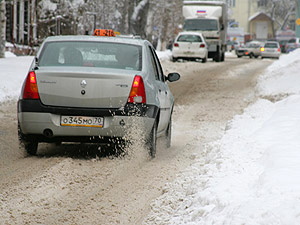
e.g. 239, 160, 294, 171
156, 50, 172, 61
144, 49, 300, 224
0, 55, 33, 103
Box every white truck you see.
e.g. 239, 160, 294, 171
183, 1, 228, 62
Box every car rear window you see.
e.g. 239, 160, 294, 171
177, 35, 202, 42
38, 41, 142, 71
288, 39, 296, 43
264, 43, 278, 48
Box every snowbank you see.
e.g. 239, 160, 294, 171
257, 49, 300, 98
156, 50, 172, 61
5, 52, 17, 58
0, 56, 33, 102
144, 49, 300, 224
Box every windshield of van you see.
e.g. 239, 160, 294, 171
183, 19, 218, 31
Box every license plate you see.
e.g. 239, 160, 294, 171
184, 51, 194, 55
61, 116, 104, 128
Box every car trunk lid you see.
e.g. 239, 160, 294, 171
35, 67, 135, 108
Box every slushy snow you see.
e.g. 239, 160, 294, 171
144, 49, 300, 225
1, 49, 300, 224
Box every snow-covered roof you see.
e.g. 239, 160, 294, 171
248, 12, 273, 22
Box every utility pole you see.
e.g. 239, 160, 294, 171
296, 0, 300, 38
0, 0, 6, 58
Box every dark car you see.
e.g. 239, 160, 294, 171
285, 38, 300, 53
279, 40, 288, 53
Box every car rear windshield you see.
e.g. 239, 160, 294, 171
38, 41, 142, 71
177, 35, 202, 42
265, 43, 278, 48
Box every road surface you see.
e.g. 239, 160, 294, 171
0, 56, 271, 224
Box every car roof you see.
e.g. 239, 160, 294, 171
176, 31, 204, 37
265, 41, 279, 44
43, 35, 148, 46
248, 41, 263, 44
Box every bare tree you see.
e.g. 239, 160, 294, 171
149, 0, 183, 50
27, 0, 183, 50
257, 0, 296, 31
131, 0, 149, 36
0, 0, 6, 58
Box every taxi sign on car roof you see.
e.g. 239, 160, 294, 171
93, 29, 115, 37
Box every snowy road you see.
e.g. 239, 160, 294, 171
0, 56, 271, 224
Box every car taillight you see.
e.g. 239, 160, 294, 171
260, 47, 265, 52
128, 75, 146, 104
200, 44, 206, 48
277, 48, 281, 52
174, 43, 179, 47
23, 71, 40, 99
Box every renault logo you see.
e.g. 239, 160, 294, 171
80, 80, 87, 88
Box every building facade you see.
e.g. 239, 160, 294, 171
228, 0, 274, 42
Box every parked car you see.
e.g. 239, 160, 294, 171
235, 44, 248, 58
260, 41, 281, 59
18, 30, 181, 158
172, 32, 208, 63
235, 41, 263, 58
285, 38, 300, 53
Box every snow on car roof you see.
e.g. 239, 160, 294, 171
43, 35, 147, 46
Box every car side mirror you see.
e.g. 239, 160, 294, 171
166, 72, 180, 82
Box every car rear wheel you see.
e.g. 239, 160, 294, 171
18, 123, 38, 155
147, 119, 157, 158
23, 142, 38, 156
172, 57, 177, 62
202, 56, 207, 63
165, 116, 172, 148
221, 52, 225, 62
214, 48, 222, 62
110, 139, 127, 157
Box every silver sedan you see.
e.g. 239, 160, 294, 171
18, 33, 180, 157
261, 41, 281, 59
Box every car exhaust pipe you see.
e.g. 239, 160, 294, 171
43, 129, 53, 138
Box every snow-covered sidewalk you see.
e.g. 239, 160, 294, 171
144, 50, 300, 224
0, 54, 33, 102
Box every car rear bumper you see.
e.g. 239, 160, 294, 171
172, 49, 207, 59
261, 52, 280, 58
18, 99, 157, 142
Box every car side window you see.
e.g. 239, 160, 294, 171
149, 46, 165, 82
148, 46, 160, 81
